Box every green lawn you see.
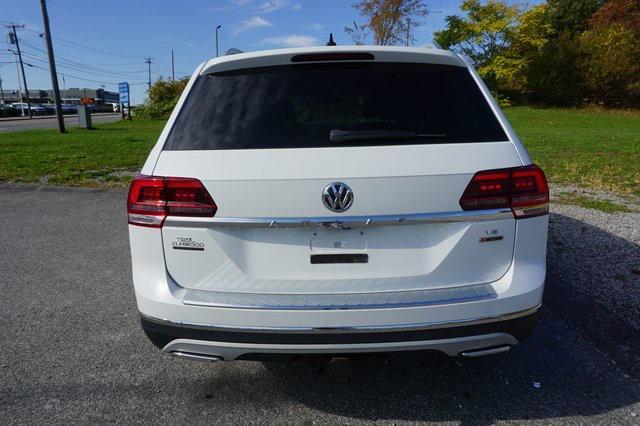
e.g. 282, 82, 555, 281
0, 107, 638, 195
0, 119, 163, 187
504, 107, 640, 196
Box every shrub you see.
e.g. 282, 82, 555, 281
135, 77, 188, 119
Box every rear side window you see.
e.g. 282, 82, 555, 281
164, 62, 507, 150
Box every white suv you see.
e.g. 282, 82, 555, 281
127, 46, 548, 362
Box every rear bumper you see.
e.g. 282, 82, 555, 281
140, 306, 539, 360
130, 215, 548, 360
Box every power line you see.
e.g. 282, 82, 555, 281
26, 62, 145, 86
20, 41, 149, 77
21, 26, 143, 60
20, 25, 192, 80
17, 51, 148, 79
4, 22, 192, 97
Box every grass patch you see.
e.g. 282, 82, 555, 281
554, 193, 635, 213
0, 107, 639, 192
504, 106, 640, 196
0, 119, 163, 187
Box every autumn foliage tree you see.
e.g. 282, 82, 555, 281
345, 0, 430, 46
433, 0, 640, 107
579, 0, 640, 105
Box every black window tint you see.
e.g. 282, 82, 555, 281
164, 62, 507, 150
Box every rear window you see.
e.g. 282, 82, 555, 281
164, 62, 508, 151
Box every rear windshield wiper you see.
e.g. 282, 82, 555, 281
329, 129, 446, 143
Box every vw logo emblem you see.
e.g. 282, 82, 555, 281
322, 182, 354, 213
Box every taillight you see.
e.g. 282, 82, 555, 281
291, 52, 375, 62
459, 165, 548, 219
127, 175, 217, 228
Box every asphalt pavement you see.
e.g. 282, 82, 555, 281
0, 113, 121, 132
0, 184, 638, 424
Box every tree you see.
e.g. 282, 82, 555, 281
345, 0, 430, 45
579, 23, 640, 106
485, 4, 553, 98
434, 0, 520, 99
434, 1, 519, 67
546, 0, 606, 33
578, 0, 640, 106
520, 0, 605, 106
589, 0, 640, 33
344, 21, 369, 45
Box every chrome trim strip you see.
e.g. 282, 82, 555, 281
163, 208, 513, 229
182, 284, 496, 310
140, 304, 540, 334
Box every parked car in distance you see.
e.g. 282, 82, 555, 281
128, 45, 549, 362
11, 103, 46, 115
0, 104, 19, 117
39, 104, 56, 115
61, 104, 77, 114
31, 105, 46, 115
11, 103, 29, 115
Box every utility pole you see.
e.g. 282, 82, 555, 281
171, 49, 175, 82
12, 52, 25, 116
39, 0, 65, 132
0, 67, 5, 104
406, 18, 411, 46
215, 25, 221, 57
6, 23, 32, 118
144, 57, 152, 91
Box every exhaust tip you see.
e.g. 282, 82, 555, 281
461, 345, 511, 358
169, 351, 223, 363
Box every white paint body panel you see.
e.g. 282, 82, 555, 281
128, 46, 547, 357
129, 215, 547, 329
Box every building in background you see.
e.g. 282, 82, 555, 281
0, 89, 49, 104
49, 88, 119, 106
0, 88, 119, 106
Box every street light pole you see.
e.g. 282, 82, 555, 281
39, 0, 65, 133
171, 49, 175, 82
215, 25, 221, 57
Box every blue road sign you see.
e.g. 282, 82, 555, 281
118, 82, 129, 104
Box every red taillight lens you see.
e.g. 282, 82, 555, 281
127, 175, 217, 227
459, 165, 548, 219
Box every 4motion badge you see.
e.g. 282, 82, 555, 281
479, 228, 504, 243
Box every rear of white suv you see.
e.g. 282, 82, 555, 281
128, 46, 548, 361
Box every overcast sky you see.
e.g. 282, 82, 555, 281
1, 0, 533, 104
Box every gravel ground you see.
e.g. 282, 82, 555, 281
0, 184, 639, 424
551, 184, 640, 211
